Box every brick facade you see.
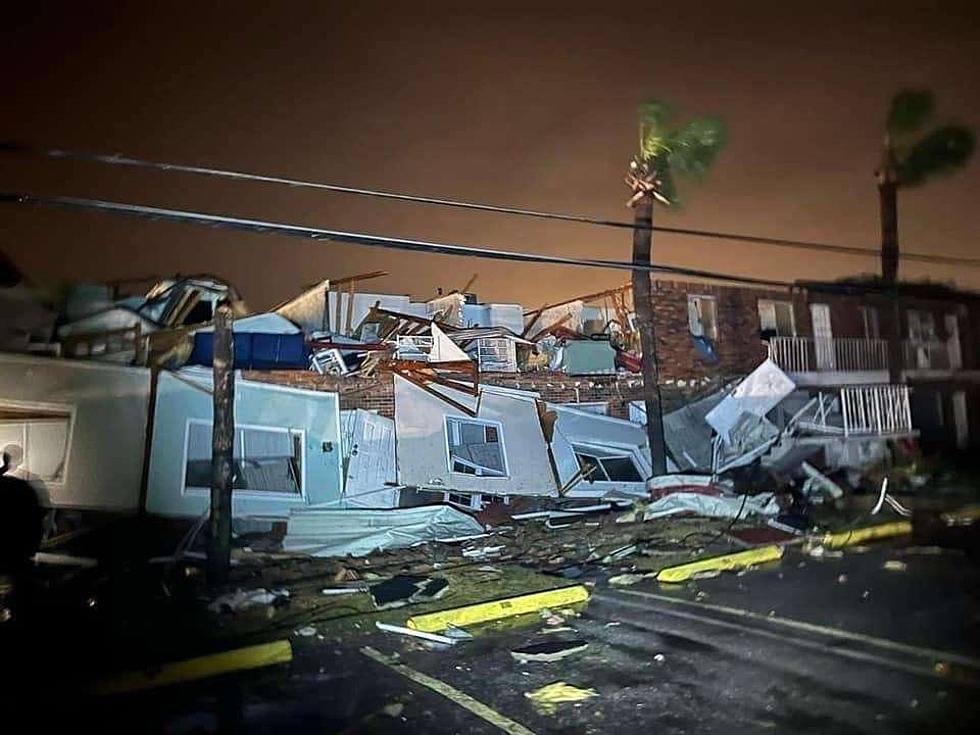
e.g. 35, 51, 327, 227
243, 369, 730, 420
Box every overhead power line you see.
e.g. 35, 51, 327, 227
5, 143, 980, 269
1, 192, 793, 288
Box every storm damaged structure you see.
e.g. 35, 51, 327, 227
0, 262, 975, 551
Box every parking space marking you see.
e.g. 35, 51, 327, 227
360, 646, 538, 735
609, 588, 980, 671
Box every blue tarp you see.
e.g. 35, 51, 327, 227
190, 332, 308, 370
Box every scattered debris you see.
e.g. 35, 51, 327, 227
370, 575, 449, 610
525, 681, 599, 714
207, 587, 290, 614
295, 625, 318, 637
375, 621, 457, 646
883, 560, 908, 572
511, 640, 589, 663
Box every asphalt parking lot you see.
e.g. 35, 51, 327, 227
69, 537, 980, 734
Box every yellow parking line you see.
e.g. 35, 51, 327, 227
615, 588, 980, 670
361, 646, 537, 735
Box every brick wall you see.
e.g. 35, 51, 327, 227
243, 369, 730, 420
647, 280, 792, 381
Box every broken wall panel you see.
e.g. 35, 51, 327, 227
0, 353, 150, 510
146, 368, 344, 518
394, 375, 558, 496
549, 404, 656, 497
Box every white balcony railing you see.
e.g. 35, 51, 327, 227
840, 384, 912, 436
791, 384, 912, 437
769, 337, 888, 373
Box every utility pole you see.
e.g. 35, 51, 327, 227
631, 194, 669, 476
208, 304, 235, 585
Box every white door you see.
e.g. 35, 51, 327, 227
953, 391, 968, 450
810, 304, 835, 370
946, 314, 962, 370
343, 410, 399, 507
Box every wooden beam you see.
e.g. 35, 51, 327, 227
522, 284, 632, 316
345, 280, 356, 336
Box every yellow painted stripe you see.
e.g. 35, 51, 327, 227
406, 585, 590, 633
821, 521, 912, 549
615, 588, 980, 671
94, 640, 292, 695
361, 646, 538, 735
656, 544, 783, 583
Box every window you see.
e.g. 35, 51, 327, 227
758, 300, 796, 337
572, 444, 643, 483
907, 310, 937, 343
445, 417, 507, 477
184, 421, 303, 495
687, 295, 717, 339
0, 403, 72, 483
861, 307, 880, 339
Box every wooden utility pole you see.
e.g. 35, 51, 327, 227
208, 304, 235, 585
631, 194, 669, 476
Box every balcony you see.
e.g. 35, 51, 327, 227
769, 337, 888, 377
790, 384, 913, 438
769, 335, 965, 384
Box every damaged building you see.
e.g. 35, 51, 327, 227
0, 261, 977, 556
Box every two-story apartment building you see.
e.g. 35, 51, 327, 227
643, 278, 979, 454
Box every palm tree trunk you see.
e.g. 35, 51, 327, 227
879, 179, 903, 383
631, 194, 668, 476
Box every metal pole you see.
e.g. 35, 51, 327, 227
208, 304, 235, 585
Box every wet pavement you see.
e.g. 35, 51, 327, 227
66, 538, 980, 734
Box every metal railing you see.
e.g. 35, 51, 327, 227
840, 384, 912, 436
768, 337, 888, 373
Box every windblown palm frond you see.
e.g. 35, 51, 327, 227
631, 100, 726, 206
667, 117, 726, 178
887, 89, 935, 137
897, 125, 975, 186
639, 100, 674, 162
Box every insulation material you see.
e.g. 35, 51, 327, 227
427, 293, 466, 327
705, 359, 795, 439
281, 504, 484, 557
275, 279, 330, 333
530, 301, 585, 335
637, 491, 781, 521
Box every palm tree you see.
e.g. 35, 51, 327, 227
877, 90, 974, 382
626, 101, 725, 475
878, 89, 974, 283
